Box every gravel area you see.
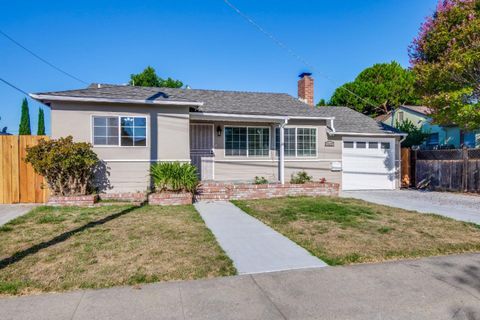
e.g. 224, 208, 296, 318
341, 190, 480, 224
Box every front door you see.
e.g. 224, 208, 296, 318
190, 124, 214, 180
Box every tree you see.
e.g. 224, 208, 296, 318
316, 98, 328, 106
129, 66, 183, 88
37, 108, 45, 135
18, 98, 31, 135
409, 0, 480, 130
395, 119, 430, 147
329, 62, 420, 116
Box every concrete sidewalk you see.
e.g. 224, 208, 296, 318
1, 253, 480, 320
194, 201, 326, 274
0, 205, 36, 226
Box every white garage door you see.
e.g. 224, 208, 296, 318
342, 138, 396, 190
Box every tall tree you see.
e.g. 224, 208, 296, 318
129, 66, 183, 88
329, 62, 420, 116
409, 0, 480, 130
18, 98, 31, 135
37, 108, 45, 135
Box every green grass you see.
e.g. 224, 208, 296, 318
0, 204, 236, 296
233, 196, 480, 266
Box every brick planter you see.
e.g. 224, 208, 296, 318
98, 192, 147, 203
148, 192, 193, 206
48, 195, 98, 206
196, 182, 340, 201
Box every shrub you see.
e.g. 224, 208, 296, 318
25, 136, 100, 196
290, 171, 312, 184
254, 176, 268, 184
150, 162, 199, 193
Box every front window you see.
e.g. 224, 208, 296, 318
92, 116, 147, 147
275, 127, 317, 157
225, 127, 269, 157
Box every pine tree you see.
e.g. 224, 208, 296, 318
18, 98, 31, 135
37, 108, 45, 135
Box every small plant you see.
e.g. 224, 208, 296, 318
25, 136, 100, 196
290, 170, 312, 184
254, 176, 268, 184
150, 162, 199, 193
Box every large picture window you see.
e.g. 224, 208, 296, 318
275, 127, 317, 157
225, 126, 270, 157
92, 116, 147, 147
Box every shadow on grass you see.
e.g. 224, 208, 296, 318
0, 205, 143, 270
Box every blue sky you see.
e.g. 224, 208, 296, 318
0, 0, 437, 134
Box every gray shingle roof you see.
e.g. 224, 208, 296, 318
33, 84, 399, 135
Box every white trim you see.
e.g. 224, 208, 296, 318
332, 131, 406, 137
190, 112, 335, 122
102, 159, 191, 162
223, 125, 271, 158
91, 115, 149, 148
30, 93, 203, 107
216, 159, 341, 162
274, 126, 318, 158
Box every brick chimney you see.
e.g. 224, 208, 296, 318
298, 72, 314, 106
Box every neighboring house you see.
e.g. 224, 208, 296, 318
30, 74, 404, 192
377, 105, 480, 149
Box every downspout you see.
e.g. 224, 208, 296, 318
279, 117, 289, 184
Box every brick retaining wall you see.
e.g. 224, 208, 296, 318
196, 182, 339, 201
48, 195, 98, 206
148, 192, 193, 206
98, 192, 147, 203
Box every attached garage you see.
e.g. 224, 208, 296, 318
341, 137, 397, 190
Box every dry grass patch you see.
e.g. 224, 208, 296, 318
233, 196, 480, 266
0, 205, 235, 296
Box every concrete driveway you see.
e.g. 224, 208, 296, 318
0, 204, 36, 226
1, 253, 479, 320
342, 190, 480, 224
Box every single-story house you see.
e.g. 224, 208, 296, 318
30, 73, 404, 192
376, 105, 480, 149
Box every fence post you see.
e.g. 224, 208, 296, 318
462, 146, 468, 192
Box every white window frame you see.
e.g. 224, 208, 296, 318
224, 126, 270, 157
275, 126, 318, 158
91, 115, 148, 148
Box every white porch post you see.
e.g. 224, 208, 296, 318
279, 123, 285, 184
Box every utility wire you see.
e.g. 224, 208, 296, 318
0, 29, 88, 85
0, 77, 30, 96
222, 0, 378, 109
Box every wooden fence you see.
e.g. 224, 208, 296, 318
411, 147, 480, 192
0, 136, 49, 204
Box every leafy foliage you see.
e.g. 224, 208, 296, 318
150, 162, 199, 193
25, 136, 100, 196
329, 62, 420, 116
409, 0, 480, 129
395, 119, 430, 147
18, 98, 31, 135
254, 176, 268, 184
37, 108, 45, 135
290, 171, 312, 184
129, 66, 183, 88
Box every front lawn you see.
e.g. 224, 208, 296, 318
233, 196, 480, 265
0, 205, 235, 295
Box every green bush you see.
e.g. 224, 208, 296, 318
290, 171, 312, 184
25, 136, 99, 196
150, 162, 199, 193
254, 176, 268, 184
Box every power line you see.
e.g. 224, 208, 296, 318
222, 0, 378, 109
0, 77, 30, 96
0, 29, 88, 85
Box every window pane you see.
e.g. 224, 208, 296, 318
134, 117, 146, 127
381, 142, 391, 150
121, 117, 134, 126
121, 136, 134, 146
134, 136, 146, 146
368, 142, 378, 149
248, 127, 269, 157
344, 141, 354, 148
121, 127, 134, 137
285, 128, 296, 156
134, 128, 146, 137
93, 116, 118, 146
297, 128, 316, 157
225, 127, 247, 156
356, 142, 366, 149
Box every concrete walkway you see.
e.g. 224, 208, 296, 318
2, 253, 480, 320
342, 190, 480, 224
194, 201, 326, 274
0, 204, 36, 226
